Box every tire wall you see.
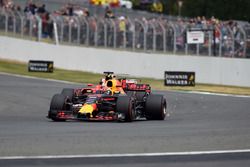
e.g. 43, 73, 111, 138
0, 36, 250, 87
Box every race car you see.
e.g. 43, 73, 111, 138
47, 72, 167, 122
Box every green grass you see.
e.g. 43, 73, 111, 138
1, 58, 250, 96
0, 59, 103, 84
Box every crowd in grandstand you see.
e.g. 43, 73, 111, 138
0, 0, 20, 11
0, 0, 249, 58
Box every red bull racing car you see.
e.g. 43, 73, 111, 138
47, 72, 167, 122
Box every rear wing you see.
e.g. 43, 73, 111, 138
103, 71, 114, 75
125, 83, 151, 92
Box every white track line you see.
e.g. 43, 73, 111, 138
0, 72, 80, 85
188, 91, 250, 98
0, 149, 250, 160
1, 72, 250, 98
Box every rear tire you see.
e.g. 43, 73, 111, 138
49, 94, 66, 121
116, 96, 135, 122
145, 95, 167, 120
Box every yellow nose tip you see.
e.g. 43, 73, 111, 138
79, 104, 94, 114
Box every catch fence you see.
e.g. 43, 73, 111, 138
0, 8, 249, 58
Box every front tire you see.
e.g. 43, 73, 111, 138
145, 95, 167, 120
49, 94, 66, 121
61, 88, 74, 101
116, 96, 135, 122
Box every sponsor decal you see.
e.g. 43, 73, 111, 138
28, 60, 54, 72
165, 71, 195, 86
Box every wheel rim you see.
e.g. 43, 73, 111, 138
162, 101, 167, 117
163, 105, 166, 116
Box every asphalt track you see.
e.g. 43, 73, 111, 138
0, 73, 250, 166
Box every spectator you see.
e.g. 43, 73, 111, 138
83, 8, 90, 17
118, 16, 126, 47
105, 7, 115, 19
24, 1, 37, 15
41, 12, 50, 38
1, 0, 14, 10
151, 0, 163, 13
73, 6, 84, 16
195, 16, 202, 28
37, 4, 46, 14
68, 4, 73, 16
15, 5, 21, 11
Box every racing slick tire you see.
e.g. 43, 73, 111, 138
145, 95, 167, 120
61, 88, 74, 101
116, 96, 135, 122
49, 94, 66, 121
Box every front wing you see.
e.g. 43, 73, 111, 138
47, 110, 119, 121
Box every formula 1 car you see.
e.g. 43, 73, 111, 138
47, 72, 167, 122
